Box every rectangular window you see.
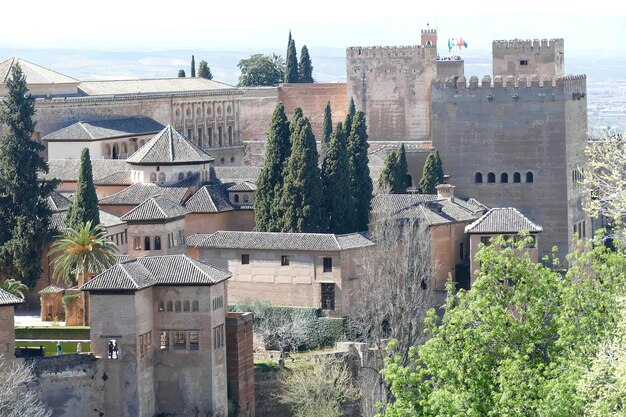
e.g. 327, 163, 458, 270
134, 236, 141, 250
281, 255, 290, 266
189, 331, 199, 350
582, 221, 586, 238
187, 128, 192, 139
480, 236, 491, 246
459, 242, 464, 260
197, 128, 203, 146
218, 127, 223, 146
321, 283, 335, 310
139, 331, 152, 358
212, 295, 223, 311
160, 331, 169, 350
213, 324, 225, 349
173, 331, 186, 350
323, 257, 332, 273
208, 127, 213, 147
520, 59, 528, 65
178, 230, 184, 245
241, 254, 250, 265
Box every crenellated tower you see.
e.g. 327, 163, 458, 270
492, 38, 564, 78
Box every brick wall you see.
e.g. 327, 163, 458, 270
226, 312, 255, 417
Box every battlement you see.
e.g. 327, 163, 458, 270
432, 74, 586, 92
492, 38, 564, 50
421, 29, 437, 34
347, 45, 435, 60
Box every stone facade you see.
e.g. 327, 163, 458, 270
226, 312, 255, 417
492, 38, 564, 79
0, 304, 17, 358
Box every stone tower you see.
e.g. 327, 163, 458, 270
492, 38, 564, 78
421, 28, 437, 47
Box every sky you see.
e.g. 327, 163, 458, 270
4, 0, 626, 56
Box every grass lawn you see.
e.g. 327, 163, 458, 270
15, 341, 91, 356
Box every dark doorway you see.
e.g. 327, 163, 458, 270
321, 283, 335, 310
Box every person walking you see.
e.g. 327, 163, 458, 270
76, 342, 82, 353
56, 341, 62, 356
108, 341, 114, 359
113, 341, 119, 359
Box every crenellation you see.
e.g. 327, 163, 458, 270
346, 45, 434, 60
432, 74, 582, 95
492, 38, 563, 50
505, 75, 516, 87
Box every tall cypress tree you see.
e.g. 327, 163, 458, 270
280, 116, 326, 233
254, 102, 291, 232
418, 150, 445, 194
0, 63, 57, 288
347, 111, 373, 232
66, 148, 100, 229
320, 101, 333, 161
344, 97, 356, 137
394, 143, 409, 192
378, 148, 398, 192
285, 32, 299, 84
298, 45, 314, 83
191, 55, 196, 77
322, 122, 351, 234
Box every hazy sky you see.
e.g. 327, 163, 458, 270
4, 0, 625, 55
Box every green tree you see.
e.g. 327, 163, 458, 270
285, 32, 299, 83
344, 97, 356, 137
178, 69, 186, 77
0, 279, 27, 298
237, 54, 284, 87
65, 148, 100, 230
347, 111, 373, 232
279, 355, 359, 417
198, 60, 213, 80
320, 101, 332, 161
0, 63, 57, 289
280, 115, 326, 232
298, 45, 314, 83
378, 144, 408, 193
254, 102, 291, 232
322, 123, 351, 234
418, 150, 444, 194
191, 55, 196, 77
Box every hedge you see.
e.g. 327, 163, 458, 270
15, 326, 90, 341
15, 341, 91, 356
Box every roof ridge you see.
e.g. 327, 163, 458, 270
153, 196, 169, 218
331, 234, 341, 250
168, 126, 174, 161
79, 122, 95, 140
120, 263, 141, 290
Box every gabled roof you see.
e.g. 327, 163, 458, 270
78, 78, 234, 96
121, 196, 188, 222
0, 288, 24, 305
0, 57, 78, 85
38, 284, 65, 294
50, 209, 125, 232
186, 231, 375, 252
99, 183, 190, 206
42, 117, 164, 141
371, 194, 439, 215
41, 159, 130, 182
126, 125, 214, 165
227, 181, 257, 192
81, 255, 231, 291
94, 171, 133, 186
465, 208, 543, 234
184, 185, 234, 213
47, 191, 72, 212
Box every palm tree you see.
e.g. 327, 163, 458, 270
0, 279, 27, 298
49, 221, 118, 287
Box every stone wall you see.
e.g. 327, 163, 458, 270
239, 88, 279, 142
0, 305, 16, 358
226, 312, 255, 417
436, 59, 465, 79
492, 39, 564, 78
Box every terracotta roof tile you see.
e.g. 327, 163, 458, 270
126, 125, 214, 165
465, 208, 543, 234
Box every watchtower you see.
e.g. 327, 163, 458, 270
492, 38, 564, 78
421, 28, 437, 47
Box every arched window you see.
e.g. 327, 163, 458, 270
192, 300, 199, 312
144, 236, 151, 251
175, 301, 181, 312
121, 142, 128, 156
220, 158, 225, 165
234, 194, 239, 203
526, 172, 534, 183
134, 236, 141, 250
513, 172, 521, 183
187, 171, 192, 177
183, 301, 190, 312
150, 172, 157, 183
243, 194, 249, 203
158, 172, 166, 183
133, 142, 138, 153
154, 236, 161, 251
501, 172, 508, 183
475, 173, 483, 183
228, 125, 233, 145
178, 172, 185, 181
158, 301, 165, 312
112, 144, 119, 159
487, 172, 495, 183
139, 139, 145, 147
406, 174, 413, 187
104, 144, 111, 159
167, 301, 173, 312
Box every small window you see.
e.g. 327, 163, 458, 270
158, 172, 166, 183
241, 254, 250, 265
167, 301, 173, 312
526, 172, 534, 183
459, 242, 465, 260
323, 257, 332, 273
197, 128, 203, 146
513, 172, 521, 183
501, 173, 508, 183
150, 172, 157, 183
189, 331, 199, 350
243, 194, 249, 203
228, 125, 233, 145
583, 220, 586, 238
192, 300, 199, 312
321, 283, 335, 310
213, 325, 225, 349
220, 157, 225, 165
178, 172, 185, 181
154, 236, 161, 251
144, 236, 151, 251
480, 236, 491, 246
187, 129, 192, 139
158, 301, 165, 312
487, 172, 496, 183
175, 301, 181, 312
160, 331, 169, 349
173, 331, 186, 349
281, 255, 290, 266
183, 300, 190, 312
230, 156, 235, 163
234, 194, 240, 203
208, 127, 213, 147
475, 172, 483, 183
134, 237, 141, 251
187, 171, 192, 178
520, 59, 528, 65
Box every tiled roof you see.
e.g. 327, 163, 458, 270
47, 191, 72, 212
465, 208, 543, 234
81, 254, 231, 291
121, 196, 188, 222
99, 183, 190, 206
227, 181, 257, 192
0, 288, 24, 305
0, 57, 78, 85
213, 166, 261, 183
371, 194, 439, 215
41, 159, 130, 182
78, 78, 234, 96
126, 125, 214, 165
184, 185, 234, 213
50, 209, 125, 232
42, 117, 164, 141
94, 171, 134, 186
186, 231, 375, 251
38, 284, 65, 294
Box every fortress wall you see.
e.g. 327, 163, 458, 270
431, 75, 586, 259
239, 87, 279, 141
492, 38, 564, 78
278, 83, 348, 139
347, 46, 438, 142
436, 59, 465, 79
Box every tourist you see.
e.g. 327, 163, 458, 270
56, 341, 62, 356
76, 342, 82, 353
113, 341, 119, 359
108, 341, 114, 359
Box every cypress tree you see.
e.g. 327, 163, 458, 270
191, 55, 196, 77
66, 148, 100, 229
344, 97, 356, 137
378, 148, 398, 192
178, 69, 186, 77
418, 150, 445, 194
254, 102, 291, 232
322, 122, 351, 234
320, 101, 333, 161
347, 111, 373, 232
298, 45, 314, 83
285, 32, 299, 83
198, 60, 213, 80
280, 116, 326, 233
394, 143, 408, 192
0, 63, 57, 288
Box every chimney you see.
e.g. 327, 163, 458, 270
436, 184, 455, 201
